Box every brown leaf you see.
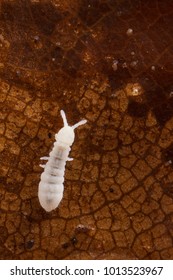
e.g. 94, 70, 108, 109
1, 0, 173, 260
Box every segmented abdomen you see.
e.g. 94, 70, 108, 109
38, 141, 71, 212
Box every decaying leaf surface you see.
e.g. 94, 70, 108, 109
1, 0, 173, 260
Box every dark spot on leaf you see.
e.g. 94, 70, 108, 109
62, 242, 69, 249
162, 143, 173, 164
127, 100, 148, 118
152, 97, 173, 126
108, 67, 132, 90
162, 183, 173, 199
26, 240, 34, 250
71, 237, 78, 245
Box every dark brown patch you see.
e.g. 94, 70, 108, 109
78, 0, 110, 26
162, 143, 173, 164
26, 240, 35, 250
152, 95, 173, 126
30, 2, 63, 35
127, 100, 148, 118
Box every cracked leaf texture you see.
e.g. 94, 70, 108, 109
1, 0, 173, 260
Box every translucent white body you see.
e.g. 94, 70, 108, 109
38, 110, 87, 212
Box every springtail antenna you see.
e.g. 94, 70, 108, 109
60, 110, 68, 126
72, 119, 87, 129
60, 109, 87, 129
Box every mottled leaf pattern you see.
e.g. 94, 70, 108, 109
0, 0, 173, 259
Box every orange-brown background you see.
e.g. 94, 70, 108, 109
0, 0, 173, 259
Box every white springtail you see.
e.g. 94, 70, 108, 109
38, 110, 87, 212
